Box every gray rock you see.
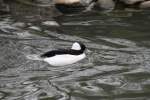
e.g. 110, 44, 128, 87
96, 0, 115, 10
140, 1, 150, 8
120, 0, 144, 5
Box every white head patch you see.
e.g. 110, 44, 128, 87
71, 42, 81, 50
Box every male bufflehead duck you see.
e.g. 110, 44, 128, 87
40, 42, 86, 66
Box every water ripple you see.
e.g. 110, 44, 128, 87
1, 11, 150, 100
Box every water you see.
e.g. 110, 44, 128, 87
0, 8, 150, 100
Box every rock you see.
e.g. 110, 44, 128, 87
140, 1, 150, 8
120, 0, 144, 5
96, 0, 115, 10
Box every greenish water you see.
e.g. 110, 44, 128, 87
0, 7, 150, 100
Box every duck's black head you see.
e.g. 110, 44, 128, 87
71, 42, 86, 52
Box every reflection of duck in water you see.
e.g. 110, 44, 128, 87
40, 42, 86, 66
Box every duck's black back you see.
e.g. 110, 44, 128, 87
41, 49, 84, 58
41, 42, 86, 58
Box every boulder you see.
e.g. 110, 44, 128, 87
96, 0, 115, 10
140, 1, 150, 8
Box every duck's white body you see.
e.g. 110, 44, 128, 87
44, 53, 86, 66
41, 42, 86, 66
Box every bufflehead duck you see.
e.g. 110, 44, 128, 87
40, 42, 86, 66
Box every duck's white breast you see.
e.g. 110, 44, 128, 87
43, 53, 86, 66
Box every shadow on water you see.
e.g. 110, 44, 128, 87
0, 1, 150, 100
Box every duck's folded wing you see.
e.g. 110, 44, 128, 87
40, 49, 70, 58
40, 51, 55, 58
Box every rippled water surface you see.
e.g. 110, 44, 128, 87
1, 10, 150, 100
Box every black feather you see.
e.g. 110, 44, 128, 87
41, 42, 86, 58
41, 49, 83, 58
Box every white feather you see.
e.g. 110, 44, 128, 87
71, 42, 81, 50
43, 53, 86, 66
